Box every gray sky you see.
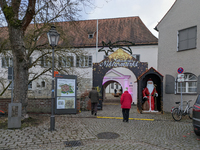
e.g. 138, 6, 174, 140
79, 0, 176, 37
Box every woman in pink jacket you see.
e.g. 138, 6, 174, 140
120, 89, 132, 122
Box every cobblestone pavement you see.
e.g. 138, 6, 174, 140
0, 102, 200, 150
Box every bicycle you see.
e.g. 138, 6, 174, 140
171, 100, 193, 121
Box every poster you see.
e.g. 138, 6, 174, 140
57, 97, 75, 109
55, 75, 77, 114
57, 79, 75, 96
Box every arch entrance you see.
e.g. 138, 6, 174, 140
93, 49, 148, 110
102, 68, 137, 104
102, 80, 122, 103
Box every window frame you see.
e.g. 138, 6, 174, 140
177, 26, 197, 51
132, 54, 140, 61
2, 57, 13, 68
76, 56, 92, 68
59, 56, 74, 67
41, 55, 51, 68
8, 81, 32, 90
116, 84, 118, 89
111, 83, 114, 89
176, 73, 197, 94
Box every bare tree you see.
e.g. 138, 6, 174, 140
0, 0, 95, 116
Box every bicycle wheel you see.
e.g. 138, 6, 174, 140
172, 108, 182, 121
188, 106, 193, 119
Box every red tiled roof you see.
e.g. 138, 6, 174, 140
0, 27, 10, 49
57, 16, 158, 48
137, 67, 163, 80
0, 16, 158, 49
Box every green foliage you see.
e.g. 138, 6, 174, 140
0, 117, 7, 129
3, 6, 22, 28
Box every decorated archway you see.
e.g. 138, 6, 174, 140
93, 49, 148, 109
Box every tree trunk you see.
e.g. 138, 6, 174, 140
8, 26, 29, 117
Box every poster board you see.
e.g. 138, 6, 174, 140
55, 75, 77, 114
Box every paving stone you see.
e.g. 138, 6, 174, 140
0, 103, 199, 149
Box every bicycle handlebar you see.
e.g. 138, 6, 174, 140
175, 100, 193, 104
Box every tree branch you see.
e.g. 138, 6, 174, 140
22, 0, 36, 31
0, 81, 11, 96
28, 67, 51, 84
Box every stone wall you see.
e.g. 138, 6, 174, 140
0, 98, 86, 114
79, 90, 91, 111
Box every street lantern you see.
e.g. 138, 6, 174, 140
47, 25, 60, 131
47, 26, 60, 47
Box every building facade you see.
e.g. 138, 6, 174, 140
0, 17, 158, 105
155, 0, 200, 112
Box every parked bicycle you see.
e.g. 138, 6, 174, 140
171, 100, 193, 121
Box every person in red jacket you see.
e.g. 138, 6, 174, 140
120, 88, 132, 122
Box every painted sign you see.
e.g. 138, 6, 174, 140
57, 79, 75, 97
57, 97, 75, 109
99, 59, 138, 68
177, 74, 184, 82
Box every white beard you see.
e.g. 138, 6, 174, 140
147, 84, 154, 94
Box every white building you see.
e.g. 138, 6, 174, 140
0, 16, 158, 104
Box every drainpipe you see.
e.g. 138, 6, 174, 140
96, 19, 98, 62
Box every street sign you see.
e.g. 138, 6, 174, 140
8, 67, 14, 80
54, 71, 59, 77
177, 74, 184, 82
177, 67, 184, 74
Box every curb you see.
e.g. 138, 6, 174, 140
97, 116, 154, 121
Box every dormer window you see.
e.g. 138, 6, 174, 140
88, 34, 94, 39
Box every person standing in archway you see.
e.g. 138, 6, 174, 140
114, 89, 117, 94
142, 79, 158, 111
89, 87, 99, 116
120, 88, 133, 122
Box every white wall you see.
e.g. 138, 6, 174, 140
0, 45, 158, 98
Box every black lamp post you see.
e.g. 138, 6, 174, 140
47, 25, 60, 131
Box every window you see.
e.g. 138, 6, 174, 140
41, 56, 51, 68
28, 81, 32, 89
59, 56, 74, 67
29, 57, 32, 66
41, 81, 45, 87
88, 34, 94, 39
116, 84, 118, 89
8, 81, 14, 89
178, 26, 197, 51
176, 73, 197, 94
2, 57, 13, 68
8, 81, 32, 89
132, 54, 140, 61
196, 95, 200, 105
111, 83, 114, 89
76, 56, 92, 67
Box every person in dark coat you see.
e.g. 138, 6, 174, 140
114, 89, 117, 94
89, 87, 99, 116
120, 88, 132, 122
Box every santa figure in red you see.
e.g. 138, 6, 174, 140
142, 79, 158, 111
